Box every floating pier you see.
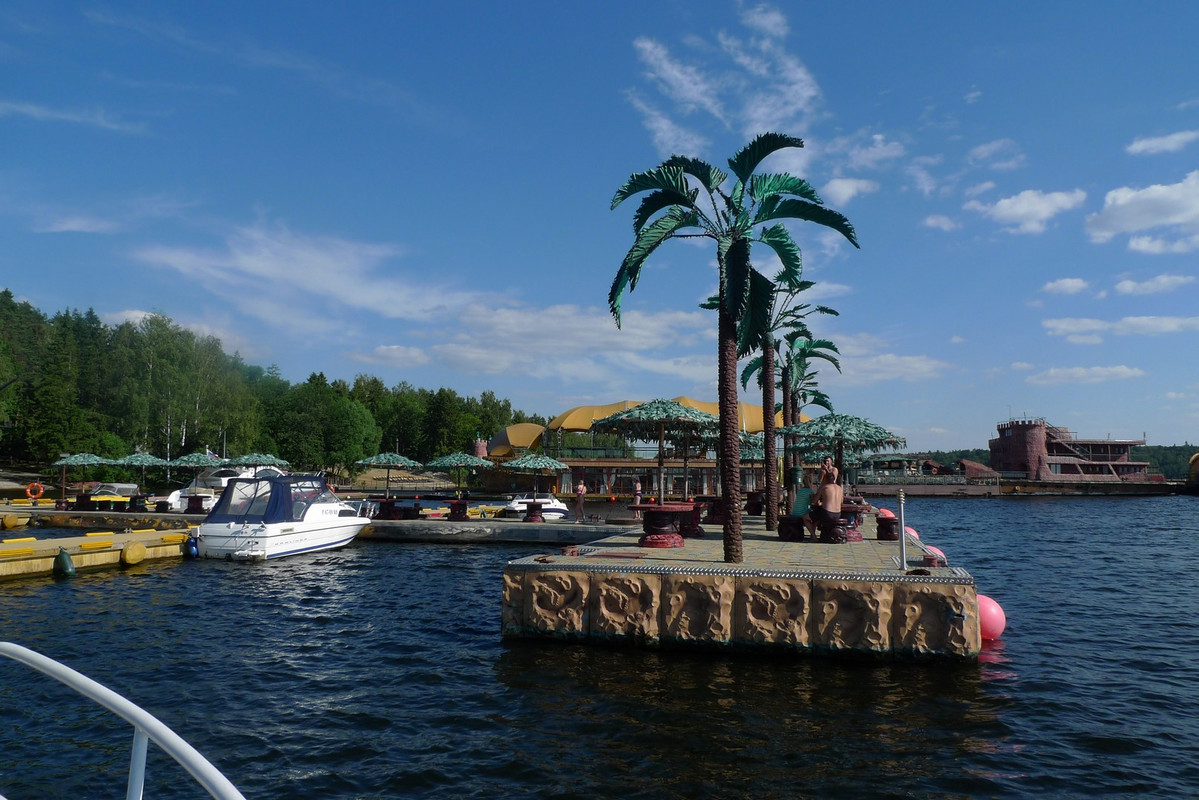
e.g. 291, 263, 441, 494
0, 528, 195, 580
502, 514, 983, 659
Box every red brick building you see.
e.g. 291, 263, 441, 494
988, 418, 1149, 482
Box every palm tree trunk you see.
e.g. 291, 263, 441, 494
761, 335, 778, 531
780, 363, 794, 511
718, 305, 743, 562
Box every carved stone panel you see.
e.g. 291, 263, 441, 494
661, 573, 734, 644
810, 579, 892, 653
589, 572, 662, 642
734, 576, 811, 647
892, 583, 980, 657
501, 568, 526, 636
524, 570, 590, 637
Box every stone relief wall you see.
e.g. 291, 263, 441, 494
503, 564, 980, 658
734, 577, 810, 647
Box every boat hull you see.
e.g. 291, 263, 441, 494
196, 520, 368, 561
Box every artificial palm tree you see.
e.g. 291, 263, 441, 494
738, 281, 840, 531
778, 336, 840, 506
609, 133, 858, 562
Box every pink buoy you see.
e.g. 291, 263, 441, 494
904, 526, 919, 540
878, 508, 895, 518
926, 545, 947, 565
977, 594, 1006, 641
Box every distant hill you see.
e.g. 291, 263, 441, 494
910, 449, 992, 468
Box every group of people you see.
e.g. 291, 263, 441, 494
791, 456, 844, 538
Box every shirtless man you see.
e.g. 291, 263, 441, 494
809, 464, 844, 530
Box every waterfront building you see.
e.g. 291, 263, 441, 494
988, 418, 1151, 483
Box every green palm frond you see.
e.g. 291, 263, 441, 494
632, 189, 698, 234
610, 166, 690, 210
721, 237, 753, 321
757, 199, 860, 247
608, 207, 699, 326
662, 155, 727, 193
749, 173, 821, 204
757, 224, 803, 284
740, 354, 764, 390
728, 132, 805, 185
738, 268, 775, 358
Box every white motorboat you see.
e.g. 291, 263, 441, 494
166, 465, 287, 512
502, 491, 569, 519
196, 475, 369, 561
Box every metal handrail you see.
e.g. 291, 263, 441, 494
0, 642, 246, 800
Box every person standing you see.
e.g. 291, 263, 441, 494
632, 478, 643, 519
574, 478, 588, 523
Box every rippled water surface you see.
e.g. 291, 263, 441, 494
2, 496, 1199, 798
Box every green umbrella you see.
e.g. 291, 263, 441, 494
49, 453, 112, 502
592, 398, 719, 503
778, 413, 905, 479
424, 453, 493, 492
114, 452, 168, 491
226, 452, 291, 468
355, 452, 423, 498
168, 451, 227, 469
503, 452, 569, 493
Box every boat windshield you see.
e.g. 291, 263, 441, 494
206, 477, 337, 525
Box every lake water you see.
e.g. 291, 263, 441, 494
1, 495, 1198, 798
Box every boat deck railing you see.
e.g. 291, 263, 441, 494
0, 641, 246, 800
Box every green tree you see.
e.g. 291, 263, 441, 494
610, 133, 858, 562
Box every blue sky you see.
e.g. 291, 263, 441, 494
3, 2, 1198, 451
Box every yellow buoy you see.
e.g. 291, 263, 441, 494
121, 541, 147, 565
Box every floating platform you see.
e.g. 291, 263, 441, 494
0, 527, 194, 580
502, 514, 982, 660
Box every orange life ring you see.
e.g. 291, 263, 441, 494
26, 482, 44, 500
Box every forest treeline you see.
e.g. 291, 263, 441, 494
0, 290, 547, 477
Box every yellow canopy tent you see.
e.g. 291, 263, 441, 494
487, 423, 547, 457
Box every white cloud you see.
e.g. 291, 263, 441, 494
1126, 130, 1199, 155
965, 188, 1086, 234
740, 4, 789, 38
923, 215, 957, 231
35, 216, 121, 234
906, 161, 938, 196
1026, 366, 1145, 385
0, 100, 144, 133
822, 178, 879, 205
968, 138, 1025, 170
847, 133, 905, 170
1114, 274, 1195, 294
1043, 315, 1199, 344
1010, 362, 1034, 371
950, 335, 966, 344
1086, 170, 1199, 251
633, 38, 725, 122
135, 222, 484, 336
964, 88, 982, 104
1041, 278, 1089, 294
964, 181, 995, 197
352, 345, 430, 368
625, 92, 709, 156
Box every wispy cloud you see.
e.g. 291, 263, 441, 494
0, 100, 144, 133
1044, 314, 1199, 344
965, 188, 1086, 234
822, 178, 878, 205
134, 221, 481, 335
35, 216, 122, 234
1114, 274, 1195, 294
1086, 170, 1199, 252
967, 138, 1025, 170
923, 215, 957, 231
1126, 130, 1199, 155
1026, 365, 1145, 385
1041, 278, 1089, 294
